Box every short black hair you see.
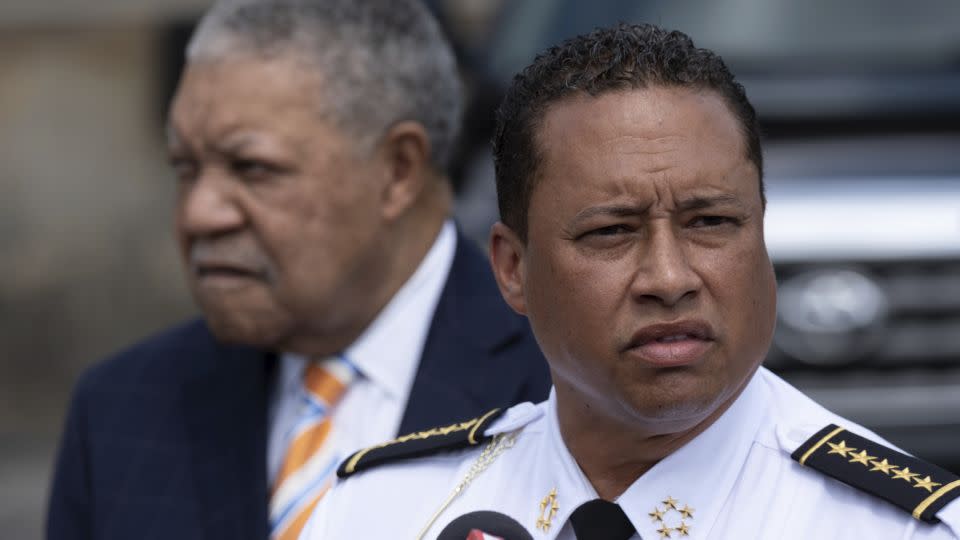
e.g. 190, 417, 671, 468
493, 23, 763, 241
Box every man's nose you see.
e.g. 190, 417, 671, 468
630, 228, 703, 307
177, 171, 244, 237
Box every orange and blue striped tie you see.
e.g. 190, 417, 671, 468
269, 355, 357, 540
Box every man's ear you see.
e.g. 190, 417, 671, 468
378, 120, 431, 221
489, 221, 528, 316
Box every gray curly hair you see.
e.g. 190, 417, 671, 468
187, 0, 463, 171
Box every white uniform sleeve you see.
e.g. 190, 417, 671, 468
933, 499, 960, 539
900, 499, 959, 539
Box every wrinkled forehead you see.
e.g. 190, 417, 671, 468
176, 46, 326, 101
164, 56, 337, 151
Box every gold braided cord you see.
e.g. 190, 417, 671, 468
415, 431, 519, 540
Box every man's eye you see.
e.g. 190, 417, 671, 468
231, 158, 277, 180
588, 224, 631, 237
690, 215, 739, 228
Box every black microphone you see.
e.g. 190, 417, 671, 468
436, 510, 534, 540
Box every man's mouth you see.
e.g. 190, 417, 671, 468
191, 262, 267, 287
195, 265, 260, 278
188, 240, 269, 285
655, 334, 695, 343
624, 320, 716, 367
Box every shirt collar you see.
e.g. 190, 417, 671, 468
619, 371, 767, 540
537, 373, 767, 539
522, 390, 602, 534
344, 220, 457, 399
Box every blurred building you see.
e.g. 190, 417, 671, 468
0, 2, 214, 537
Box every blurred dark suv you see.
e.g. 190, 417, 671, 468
439, 0, 960, 470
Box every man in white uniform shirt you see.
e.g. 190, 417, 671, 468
46, 1, 549, 539
302, 23, 960, 539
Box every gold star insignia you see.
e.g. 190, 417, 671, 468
649, 507, 665, 521
869, 458, 898, 475
675, 522, 691, 536
826, 440, 856, 458
657, 524, 673, 539
679, 505, 695, 519
663, 496, 679, 510
914, 476, 943, 493
892, 467, 921, 483
848, 450, 876, 466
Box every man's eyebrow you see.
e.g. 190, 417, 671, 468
571, 195, 744, 222
676, 194, 744, 211
166, 129, 262, 154
572, 204, 651, 222
218, 133, 258, 154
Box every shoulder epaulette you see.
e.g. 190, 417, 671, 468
792, 423, 960, 523
337, 408, 506, 478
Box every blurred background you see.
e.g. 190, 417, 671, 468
2, 0, 958, 537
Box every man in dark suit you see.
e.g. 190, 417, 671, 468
45, 1, 550, 539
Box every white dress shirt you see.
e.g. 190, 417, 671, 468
302, 367, 960, 539
266, 220, 457, 485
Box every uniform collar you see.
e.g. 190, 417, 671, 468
535, 373, 768, 539
345, 220, 457, 399
512, 390, 602, 535
619, 372, 767, 539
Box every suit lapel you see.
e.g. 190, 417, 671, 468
183, 341, 274, 540
399, 233, 528, 434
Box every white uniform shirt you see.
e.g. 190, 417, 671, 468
302, 368, 960, 539
266, 220, 457, 485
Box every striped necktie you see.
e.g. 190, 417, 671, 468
269, 355, 357, 540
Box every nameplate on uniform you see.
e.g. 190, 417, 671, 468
792, 423, 960, 523
337, 408, 507, 478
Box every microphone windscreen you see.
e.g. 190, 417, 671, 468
436, 511, 534, 540
466, 530, 503, 540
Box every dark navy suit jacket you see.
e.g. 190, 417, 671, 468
46, 235, 550, 540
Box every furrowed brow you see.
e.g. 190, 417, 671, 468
572, 204, 651, 223
217, 133, 259, 154
675, 194, 744, 212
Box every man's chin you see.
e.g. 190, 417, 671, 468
621, 387, 727, 433
200, 309, 289, 350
